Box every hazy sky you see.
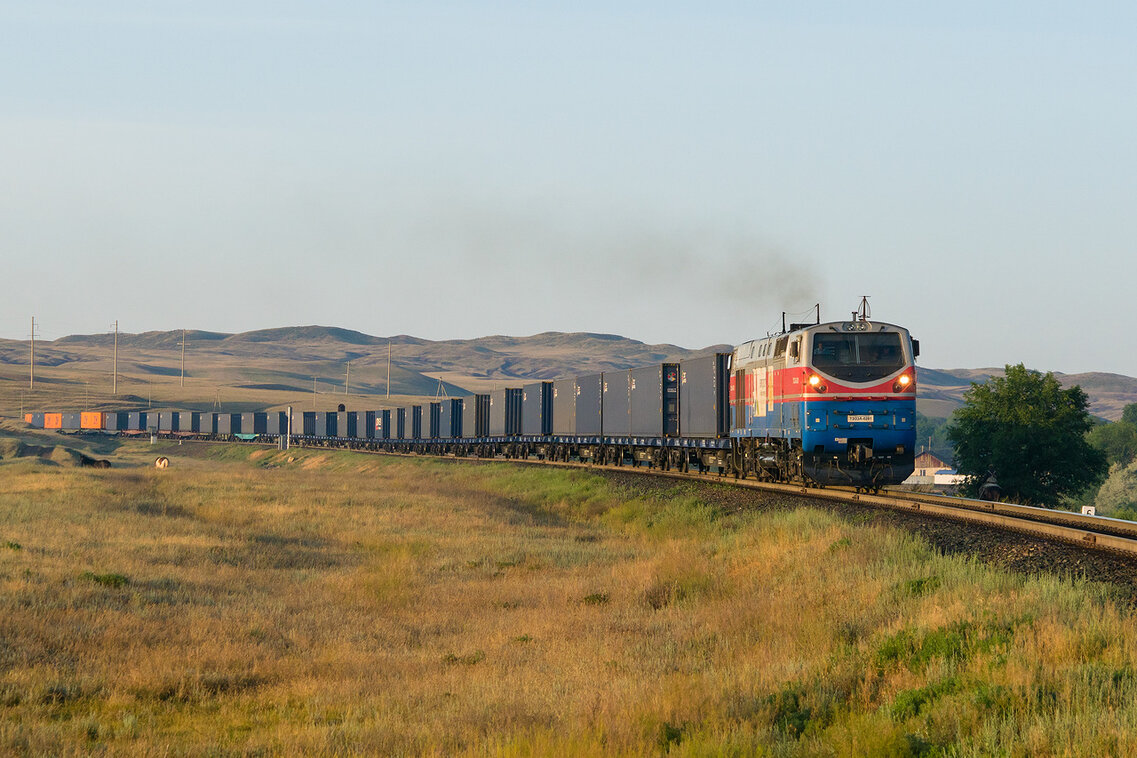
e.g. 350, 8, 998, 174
3, 2, 1136, 374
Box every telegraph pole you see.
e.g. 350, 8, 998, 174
345, 362, 350, 396
313, 376, 317, 409
180, 328, 186, 387
112, 321, 118, 395
29, 316, 35, 389
386, 341, 392, 399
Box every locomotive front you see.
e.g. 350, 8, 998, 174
730, 318, 918, 488
799, 320, 917, 487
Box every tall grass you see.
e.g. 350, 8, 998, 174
1, 444, 1136, 755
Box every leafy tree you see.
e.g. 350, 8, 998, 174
1122, 403, 1137, 427
915, 413, 954, 460
1087, 420, 1137, 467
946, 364, 1107, 504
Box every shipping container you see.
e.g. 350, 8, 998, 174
629, 364, 679, 437
521, 382, 553, 436
439, 398, 463, 438
410, 406, 423, 439
217, 413, 239, 435
126, 412, 143, 431
425, 402, 441, 439
80, 412, 104, 430
602, 372, 631, 436
362, 411, 376, 440
177, 411, 197, 432
487, 388, 523, 436
25, 413, 45, 429
157, 412, 176, 432
264, 412, 286, 435
575, 373, 604, 436
462, 395, 490, 438
61, 413, 82, 430
396, 408, 407, 439
680, 353, 731, 437
201, 413, 218, 435
44, 412, 63, 430
552, 379, 576, 435
303, 412, 316, 436
104, 412, 127, 432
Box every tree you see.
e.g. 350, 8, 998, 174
1087, 420, 1137, 467
947, 363, 1107, 505
1122, 403, 1137, 427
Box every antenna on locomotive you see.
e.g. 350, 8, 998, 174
854, 296, 871, 322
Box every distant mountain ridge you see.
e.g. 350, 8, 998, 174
3, 327, 1136, 419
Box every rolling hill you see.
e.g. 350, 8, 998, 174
2, 326, 1135, 421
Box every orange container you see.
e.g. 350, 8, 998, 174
24, 413, 32, 423
81, 412, 104, 430
44, 413, 62, 429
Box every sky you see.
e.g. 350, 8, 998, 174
2, 2, 1136, 374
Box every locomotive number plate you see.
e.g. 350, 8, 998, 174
847, 415, 874, 423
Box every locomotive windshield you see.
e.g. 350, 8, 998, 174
810, 332, 906, 383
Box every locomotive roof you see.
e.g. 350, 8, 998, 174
736, 320, 909, 352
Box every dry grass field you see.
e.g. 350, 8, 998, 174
3, 442, 1137, 755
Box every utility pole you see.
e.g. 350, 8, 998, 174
386, 341, 392, 399
112, 320, 118, 395
345, 362, 350, 396
313, 376, 317, 409
29, 316, 35, 389
180, 328, 186, 387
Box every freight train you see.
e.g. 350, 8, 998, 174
24, 314, 919, 489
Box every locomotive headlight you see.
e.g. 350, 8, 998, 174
893, 374, 914, 393
808, 374, 827, 393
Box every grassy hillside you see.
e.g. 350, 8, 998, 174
2, 443, 1137, 754
0, 327, 730, 417
4, 325, 1137, 420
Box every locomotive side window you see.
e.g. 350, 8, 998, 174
810, 333, 905, 383
774, 337, 788, 358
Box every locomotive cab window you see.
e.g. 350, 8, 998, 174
810, 333, 905, 383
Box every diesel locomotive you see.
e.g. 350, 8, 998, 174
25, 309, 919, 489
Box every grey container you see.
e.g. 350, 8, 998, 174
61, 413, 82, 430
396, 408, 407, 439
240, 413, 256, 434
439, 399, 463, 438
200, 413, 217, 435
127, 412, 143, 431
575, 373, 604, 436
158, 413, 176, 432
265, 412, 286, 435
679, 354, 731, 438
629, 364, 680, 437
103, 412, 125, 431
552, 379, 576, 435
462, 395, 489, 438
216, 413, 233, 435
410, 406, 422, 439
602, 371, 631, 436
27, 413, 45, 429
489, 390, 510, 436
521, 382, 553, 436
362, 411, 376, 440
